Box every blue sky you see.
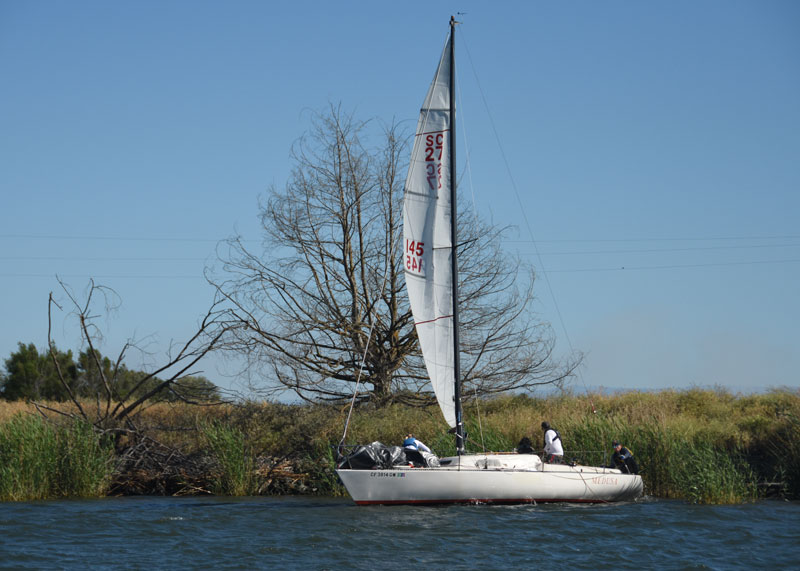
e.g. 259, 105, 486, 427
1, 1, 798, 396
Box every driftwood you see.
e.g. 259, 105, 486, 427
110, 435, 213, 496
109, 433, 315, 496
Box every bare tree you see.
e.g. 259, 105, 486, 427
210, 105, 579, 406
36, 277, 236, 432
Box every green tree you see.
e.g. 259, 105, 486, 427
164, 375, 220, 402
2, 343, 221, 405
1, 342, 77, 401
74, 349, 115, 398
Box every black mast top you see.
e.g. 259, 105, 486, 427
449, 15, 465, 455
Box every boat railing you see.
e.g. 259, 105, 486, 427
335, 443, 618, 471
560, 449, 614, 468
463, 448, 613, 467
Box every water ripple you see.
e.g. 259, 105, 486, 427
0, 497, 798, 569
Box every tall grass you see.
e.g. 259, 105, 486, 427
300, 442, 346, 496
0, 413, 57, 500
0, 414, 113, 501
201, 421, 256, 496
672, 441, 756, 504
762, 413, 800, 498
2, 388, 797, 503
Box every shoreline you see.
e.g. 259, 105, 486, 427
1, 387, 798, 503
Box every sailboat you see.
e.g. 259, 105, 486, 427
336, 17, 643, 505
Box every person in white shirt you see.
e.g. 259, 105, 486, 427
541, 421, 564, 463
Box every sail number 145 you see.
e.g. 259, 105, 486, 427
405, 240, 424, 274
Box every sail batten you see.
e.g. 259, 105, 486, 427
402, 33, 457, 427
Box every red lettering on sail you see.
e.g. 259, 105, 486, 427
424, 133, 444, 189
405, 239, 425, 274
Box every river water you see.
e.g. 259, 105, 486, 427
1, 496, 797, 569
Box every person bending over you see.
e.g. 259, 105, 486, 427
402, 433, 435, 467
403, 434, 431, 453
611, 440, 639, 474
541, 422, 563, 464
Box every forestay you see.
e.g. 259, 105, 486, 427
402, 34, 456, 427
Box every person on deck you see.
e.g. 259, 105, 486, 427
403, 434, 434, 467
403, 434, 431, 453
541, 422, 564, 463
516, 436, 535, 454
611, 440, 639, 474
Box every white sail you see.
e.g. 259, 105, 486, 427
402, 35, 456, 427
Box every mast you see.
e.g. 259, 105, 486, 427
449, 15, 465, 455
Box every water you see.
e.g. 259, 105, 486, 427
1, 496, 798, 569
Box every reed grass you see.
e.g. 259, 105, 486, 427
56, 419, 115, 498
201, 421, 256, 496
672, 440, 756, 504
0, 413, 57, 500
0, 414, 113, 501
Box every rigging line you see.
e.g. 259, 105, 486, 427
454, 36, 480, 226
0, 233, 261, 244
5, 232, 797, 244
473, 385, 487, 455
514, 243, 800, 256
338, 232, 395, 448
460, 29, 595, 412
0, 256, 208, 262
505, 234, 800, 244
0, 273, 205, 279
542, 258, 800, 273
458, 32, 501, 452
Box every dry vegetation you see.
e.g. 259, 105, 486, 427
2, 387, 799, 503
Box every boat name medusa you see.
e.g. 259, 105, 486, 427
590, 476, 619, 486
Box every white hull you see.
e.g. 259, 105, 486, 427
337, 454, 643, 505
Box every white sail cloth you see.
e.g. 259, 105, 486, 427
402, 35, 456, 427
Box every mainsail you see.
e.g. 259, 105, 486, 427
402, 34, 456, 427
